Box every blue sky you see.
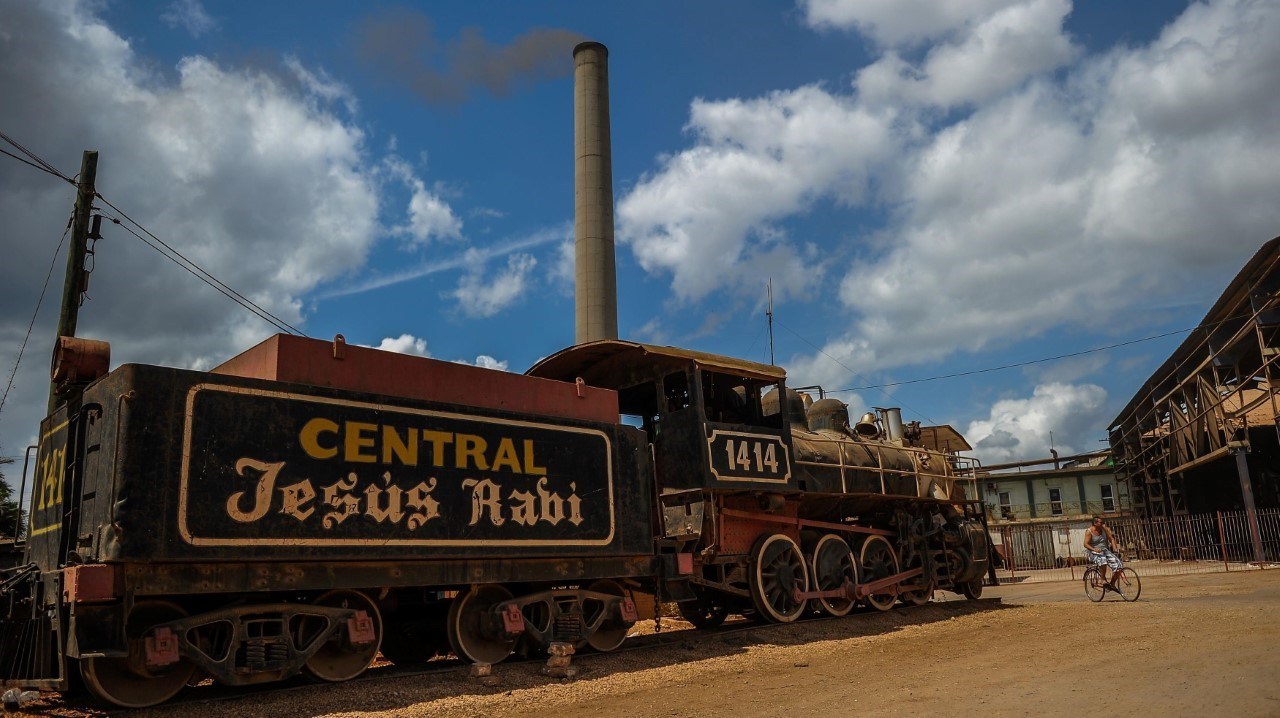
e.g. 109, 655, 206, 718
3, 0, 1280, 471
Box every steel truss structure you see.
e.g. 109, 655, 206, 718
1109, 238, 1280, 548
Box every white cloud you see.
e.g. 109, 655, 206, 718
454, 355, 510, 371
855, 0, 1079, 108
623, 0, 1280, 396
160, 0, 216, 38
450, 251, 537, 318
285, 55, 358, 115
617, 86, 897, 302
965, 382, 1108, 463
0, 1, 452, 455
363, 334, 507, 370
801, 0, 1025, 46
374, 334, 430, 356
384, 156, 462, 245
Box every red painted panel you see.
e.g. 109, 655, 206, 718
63, 564, 117, 603
212, 335, 618, 424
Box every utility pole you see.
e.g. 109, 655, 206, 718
48, 150, 98, 414
766, 278, 775, 366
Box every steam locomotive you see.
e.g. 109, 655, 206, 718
0, 332, 989, 707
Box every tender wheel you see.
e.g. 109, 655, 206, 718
81, 600, 195, 709
1114, 568, 1141, 602
898, 550, 933, 606
300, 590, 382, 682
959, 578, 983, 600
447, 584, 516, 664
748, 533, 809, 623
1083, 568, 1105, 602
584, 580, 634, 652
809, 534, 857, 617
859, 535, 901, 612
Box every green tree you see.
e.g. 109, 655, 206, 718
0, 457, 25, 539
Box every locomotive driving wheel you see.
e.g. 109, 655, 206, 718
748, 533, 809, 623
300, 590, 383, 682
81, 600, 195, 709
898, 550, 933, 607
859, 535, 901, 612
809, 534, 857, 617
447, 584, 517, 665
584, 579, 634, 652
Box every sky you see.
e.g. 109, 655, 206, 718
2, 0, 1280, 480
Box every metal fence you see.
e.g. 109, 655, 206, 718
989, 509, 1280, 584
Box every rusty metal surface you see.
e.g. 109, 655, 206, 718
214, 334, 619, 425
527, 340, 785, 385
50, 336, 110, 386
69, 364, 653, 563
120, 556, 656, 596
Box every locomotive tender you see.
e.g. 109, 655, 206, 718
0, 332, 989, 707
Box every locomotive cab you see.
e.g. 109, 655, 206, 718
528, 340, 795, 493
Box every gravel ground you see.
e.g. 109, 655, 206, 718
14, 569, 1280, 717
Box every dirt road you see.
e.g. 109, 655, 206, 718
27, 570, 1280, 717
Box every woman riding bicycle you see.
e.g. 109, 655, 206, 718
1083, 515, 1123, 588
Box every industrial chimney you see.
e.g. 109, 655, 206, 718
573, 42, 618, 344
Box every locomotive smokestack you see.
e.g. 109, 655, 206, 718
573, 41, 618, 343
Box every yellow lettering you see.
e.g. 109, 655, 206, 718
462, 478, 505, 526
456, 434, 489, 470
491, 438, 521, 473
566, 482, 584, 526
405, 479, 441, 530
509, 489, 537, 526
279, 479, 316, 522
227, 459, 285, 523
364, 471, 405, 523
344, 422, 377, 463
300, 418, 339, 460
322, 473, 361, 528
536, 477, 565, 526
523, 440, 546, 475
382, 426, 418, 465
421, 430, 454, 467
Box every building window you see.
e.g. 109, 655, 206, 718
998, 491, 1012, 519
1049, 487, 1063, 515
1100, 484, 1115, 513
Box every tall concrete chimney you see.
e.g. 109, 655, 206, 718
573, 41, 618, 344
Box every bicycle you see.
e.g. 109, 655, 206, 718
1083, 558, 1141, 602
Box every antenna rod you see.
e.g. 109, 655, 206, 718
766, 278, 775, 365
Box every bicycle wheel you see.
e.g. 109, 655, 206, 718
1083, 568, 1105, 602
1113, 568, 1141, 602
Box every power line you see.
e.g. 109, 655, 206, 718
1, 130, 305, 337
776, 319, 936, 425
829, 328, 1193, 392
0, 213, 74, 416
94, 195, 306, 337
819, 310, 1256, 394
102, 215, 303, 337
0, 131, 75, 184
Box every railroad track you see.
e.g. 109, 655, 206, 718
25, 597, 1002, 717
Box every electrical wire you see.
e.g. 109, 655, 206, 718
776, 319, 936, 425
103, 217, 303, 337
0, 131, 75, 184
1, 130, 306, 337
0, 214, 74, 417
94, 195, 306, 336
827, 311, 1257, 393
